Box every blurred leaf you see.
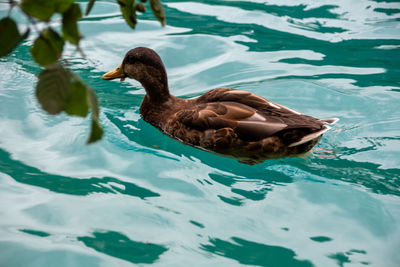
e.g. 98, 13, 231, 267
136, 3, 146, 13
86, 87, 100, 119
36, 63, 71, 115
55, 0, 74, 13
118, 0, 137, 29
149, 0, 166, 26
87, 119, 103, 144
86, 88, 103, 143
0, 17, 29, 57
21, 0, 56, 21
65, 80, 89, 117
62, 3, 83, 45
21, 0, 73, 21
31, 28, 64, 66
86, 0, 96, 16
36, 64, 103, 143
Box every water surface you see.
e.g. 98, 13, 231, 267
1, 0, 400, 266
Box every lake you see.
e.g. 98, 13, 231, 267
0, 0, 399, 266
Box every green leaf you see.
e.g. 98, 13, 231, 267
31, 28, 64, 66
62, 3, 83, 45
0, 17, 29, 57
118, 0, 137, 29
149, 0, 166, 26
86, 0, 97, 16
86, 88, 103, 143
86, 87, 100, 119
55, 0, 74, 13
87, 118, 103, 144
65, 80, 89, 117
36, 63, 71, 115
21, 0, 56, 21
136, 3, 146, 13
21, 0, 73, 21
36, 63, 103, 143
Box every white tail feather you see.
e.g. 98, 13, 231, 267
288, 126, 331, 147
320, 118, 339, 124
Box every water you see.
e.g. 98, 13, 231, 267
1, 0, 400, 266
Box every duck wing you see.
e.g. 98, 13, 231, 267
196, 88, 301, 116
176, 98, 324, 144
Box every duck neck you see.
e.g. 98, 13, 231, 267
132, 61, 170, 103
141, 77, 170, 103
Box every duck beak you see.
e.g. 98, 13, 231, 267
102, 65, 126, 81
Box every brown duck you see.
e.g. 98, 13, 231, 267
102, 47, 338, 164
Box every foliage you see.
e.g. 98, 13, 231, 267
0, 17, 30, 57
0, 0, 166, 143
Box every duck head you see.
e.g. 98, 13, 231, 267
102, 47, 170, 102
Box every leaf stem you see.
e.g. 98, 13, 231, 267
7, 0, 16, 16
20, 9, 40, 35
77, 45, 86, 58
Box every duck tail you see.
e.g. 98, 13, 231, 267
288, 118, 339, 148
319, 118, 339, 124
288, 126, 331, 147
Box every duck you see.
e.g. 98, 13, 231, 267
102, 47, 338, 164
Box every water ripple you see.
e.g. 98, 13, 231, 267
1, 0, 400, 266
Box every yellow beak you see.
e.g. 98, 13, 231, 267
102, 65, 126, 81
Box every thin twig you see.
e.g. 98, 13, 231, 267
7, 0, 16, 16
77, 45, 86, 58
26, 16, 40, 34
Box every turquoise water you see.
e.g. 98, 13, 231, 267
1, 0, 400, 266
